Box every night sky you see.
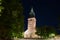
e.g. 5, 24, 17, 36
21, 0, 59, 31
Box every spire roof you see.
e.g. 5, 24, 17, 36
29, 8, 35, 18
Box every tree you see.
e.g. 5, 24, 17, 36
0, 0, 24, 40
36, 25, 56, 38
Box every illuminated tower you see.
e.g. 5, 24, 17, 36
28, 8, 36, 32
24, 8, 40, 38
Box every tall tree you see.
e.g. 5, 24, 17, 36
0, 0, 24, 40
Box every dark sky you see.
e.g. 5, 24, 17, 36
22, 0, 59, 31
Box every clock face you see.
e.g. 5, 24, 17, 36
28, 18, 36, 28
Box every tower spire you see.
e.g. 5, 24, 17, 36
29, 8, 35, 18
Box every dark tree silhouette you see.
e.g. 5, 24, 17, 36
0, 0, 24, 40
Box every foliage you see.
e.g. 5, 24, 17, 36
0, 0, 24, 39
36, 25, 56, 38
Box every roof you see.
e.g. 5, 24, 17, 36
29, 8, 35, 18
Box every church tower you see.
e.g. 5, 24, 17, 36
24, 8, 40, 38
28, 8, 36, 32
